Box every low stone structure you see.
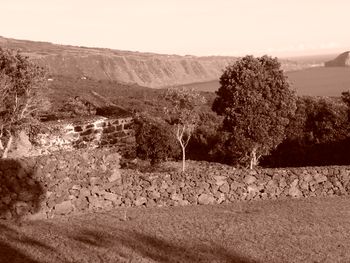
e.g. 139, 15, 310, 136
35, 115, 134, 155
6, 115, 135, 159
1, 150, 350, 220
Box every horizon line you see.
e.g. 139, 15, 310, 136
0, 34, 344, 59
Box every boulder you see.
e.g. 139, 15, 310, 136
104, 192, 122, 205
265, 180, 278, 194
88, 196, 106, 209
7, 131, 33, 158
244, 175, 257, 185
134, 197, 147, 206
279, 178, 287, 188
291, 179, 299, 188
149, 191, 161, 199
247, 185, 259, 195
108, 169, 121, 182
54, 201, 74, 215
170, 193, 183, 201
303, 174, 313, 183
214, 176, 227, 186
198, 194, 215, 205
314, 174, 327, 184
178, 200, 190, 206
230, 181, 244, 191
289, 186, 303, 198
219, 183, 230, 193
25, 211, 48, 220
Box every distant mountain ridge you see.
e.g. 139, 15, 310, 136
325, 51, 350, 67
0, 36, 310, 88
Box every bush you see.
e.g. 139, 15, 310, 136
262, 96, 350, 167
134, 114, 179, 165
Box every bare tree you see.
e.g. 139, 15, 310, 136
164, 87, 206, 172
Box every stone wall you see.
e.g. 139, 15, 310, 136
0, 148, 122, 220
1, 155, 350, 221
33, 116, 134, 156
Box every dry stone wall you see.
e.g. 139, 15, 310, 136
34, 116, 134, 156
1, 154, 350, 221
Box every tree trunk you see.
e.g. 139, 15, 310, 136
2, 134, 13, 159
250, 147, 257, 170
182, 145, 186, 172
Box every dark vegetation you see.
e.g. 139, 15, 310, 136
0, 159, 44, 221
2, 48, 350, 168
40, 58, 350, 168
134, 114, 180, 166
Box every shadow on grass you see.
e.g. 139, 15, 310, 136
0, 223, 57, 263
0, 158, 51, 263
72, 228, 258, 262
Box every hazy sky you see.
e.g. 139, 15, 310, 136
1, 0, 349, 57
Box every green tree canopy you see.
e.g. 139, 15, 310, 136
212, 55, 296, 168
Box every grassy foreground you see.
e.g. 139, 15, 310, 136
1, 196, 350, 263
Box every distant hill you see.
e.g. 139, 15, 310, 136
0, 36, 311, 88
325, 51, 350, 67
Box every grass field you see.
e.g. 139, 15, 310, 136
1, 196, 350, 263
181, 67, 350, 97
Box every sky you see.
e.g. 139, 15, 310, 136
0, 0, 349, 57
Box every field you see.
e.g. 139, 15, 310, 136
1, 196, 350, 263
181, 67, 350, 97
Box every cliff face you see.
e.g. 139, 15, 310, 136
36, 53, 234, 88
325, 51, 350, 67
0, 36, 307, 88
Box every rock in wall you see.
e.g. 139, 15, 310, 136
1, 155, 350, 221
0, 148, 122, 220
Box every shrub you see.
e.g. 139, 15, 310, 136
134, 114, 179, 165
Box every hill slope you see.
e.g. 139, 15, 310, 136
0, 36, 309, 88
325, 51, 350, 67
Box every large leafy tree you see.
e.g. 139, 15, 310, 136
0, 48, 47, 158
212, 55, 296, 168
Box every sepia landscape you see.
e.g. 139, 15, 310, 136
1, 1, 350, 262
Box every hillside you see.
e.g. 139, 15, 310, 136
325, 51, 350, 67
0, 36, 310, 88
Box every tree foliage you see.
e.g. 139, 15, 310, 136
134, 114, 179, 166
0, 48, 47, 158
262, 96, 350, 167
212, 55, 296, 168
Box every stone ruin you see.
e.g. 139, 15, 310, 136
35, 115, 134, 155
7, 113, 135, 158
